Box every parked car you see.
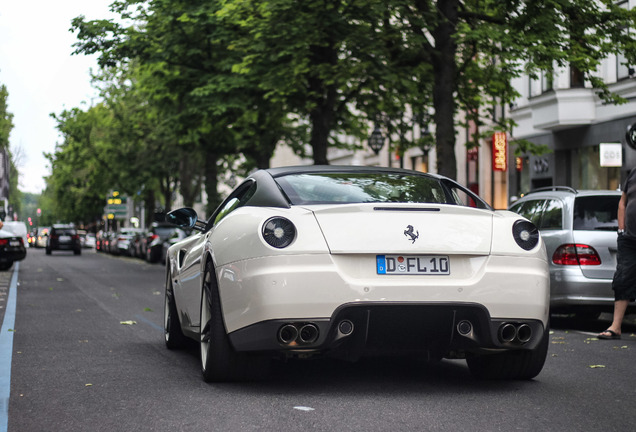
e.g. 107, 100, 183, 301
2, 221, 28, 247
509, 186, 622, 319
163, 166, 550, 382
111, 228, 145, 256
0, 226, 27, 271
95, 230, 107, 252
144, 223, 180, 263
130, 229, 148, 259
35, 227, 50, 248
46, 225, 82, 255
84, 233, 96, 249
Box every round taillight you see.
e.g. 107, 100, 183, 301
262, 217, 296, 248
512, 220, 540, 251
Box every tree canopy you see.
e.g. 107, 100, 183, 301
36, 0, 636, 224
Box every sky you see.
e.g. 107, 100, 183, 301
0, 0, 116, 194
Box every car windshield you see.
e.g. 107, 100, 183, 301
275, 172, 461, 205
573, 195, 620, 231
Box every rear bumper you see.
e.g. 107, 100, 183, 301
549, 267, 615, 309
229, 302, 546, 359
0, 248, 26, 263
217, 253, 550, 334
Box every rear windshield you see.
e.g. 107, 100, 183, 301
54, 229, 76, 235
573, 196, 620, 231
274, 172, 481, 206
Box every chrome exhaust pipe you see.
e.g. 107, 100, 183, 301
338, 320, 354, 336
278, 324, 298, 344
456, 320, 473, 336
498, 323, 517, 343
299, 324, 319, 344
516, 324, 532, 343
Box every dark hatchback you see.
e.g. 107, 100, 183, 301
0, 227, 27, 271
46, 225, 82, 255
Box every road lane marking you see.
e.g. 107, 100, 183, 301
0, 262, 19, 432
134, 314, 163, 332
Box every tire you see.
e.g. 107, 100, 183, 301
45, 248, 51, 255
164, 273, 187, 350
199, 261, 242, 382
0, 262, 13, 271
466, 323, 550, 380
199, 261, 269, 382
74, 249, 81, 256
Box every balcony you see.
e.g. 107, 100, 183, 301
528, 88, 596, 130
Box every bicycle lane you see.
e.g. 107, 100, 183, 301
0, 263, 19, 432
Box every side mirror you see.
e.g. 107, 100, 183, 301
166, 208, 199, 229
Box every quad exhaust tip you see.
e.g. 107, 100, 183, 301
498, 322, 533, 344
278, 320, 355, 346
278, 322, 320, 346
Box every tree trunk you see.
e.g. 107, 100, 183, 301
432, 0, 459, 180
204, 149, 221, 217
179, 153, 202, 208
308, 44, 338, 165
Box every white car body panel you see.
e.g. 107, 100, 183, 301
165, 166, 550, 382
309, 204, 493, 254
168, 204, 549, 333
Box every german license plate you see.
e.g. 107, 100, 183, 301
376, 255, 450, 275
9, 241, 20, 247
60, 236, 71, 242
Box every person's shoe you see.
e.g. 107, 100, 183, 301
598, 329, 621, 340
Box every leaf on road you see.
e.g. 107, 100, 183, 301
56, 278, 64, 282
144, 307, 152, 312
293, 406, 315, 412
120, 320, 137, 325
85, 383, 92, 387
589, 365, 606, 368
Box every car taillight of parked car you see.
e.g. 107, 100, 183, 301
552, 244, 601, 266
0, 239, 8, 246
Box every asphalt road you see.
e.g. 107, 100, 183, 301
3, 247, 636, 431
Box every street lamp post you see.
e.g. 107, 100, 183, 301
368, 124, 385, 155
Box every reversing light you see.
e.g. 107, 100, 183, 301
512, 220, 539, 251
262, 217, 296, 248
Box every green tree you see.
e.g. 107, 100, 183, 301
71, 0, 636, 185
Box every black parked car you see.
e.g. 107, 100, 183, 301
0, 226, 27, 271
144, 223, 181, 263
46, 225, 82, 255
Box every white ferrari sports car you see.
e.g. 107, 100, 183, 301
164, 166, 549, 382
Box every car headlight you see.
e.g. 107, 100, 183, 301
512, 220, 539, 251
262, 217, 296, 248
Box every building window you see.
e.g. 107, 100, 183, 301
570, 65, 585, 88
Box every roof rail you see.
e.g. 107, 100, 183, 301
526, 186, 578, 195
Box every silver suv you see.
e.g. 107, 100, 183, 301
509, 187, 621, 318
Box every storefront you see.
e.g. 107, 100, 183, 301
508, 116, 636, 195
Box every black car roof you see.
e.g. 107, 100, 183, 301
264, 165, 444, 179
